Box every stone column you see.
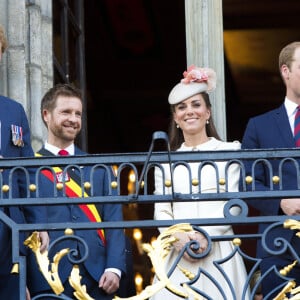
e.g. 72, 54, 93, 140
185, 0, 227, 140
0, 1, 8, 96
0, 0, 53, 152
26, 0, 53, 151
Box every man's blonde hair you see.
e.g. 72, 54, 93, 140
0, 24, 8, 53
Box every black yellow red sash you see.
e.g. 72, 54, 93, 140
36, 149, 106, 245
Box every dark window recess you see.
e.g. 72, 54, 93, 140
53, 0, 87, 150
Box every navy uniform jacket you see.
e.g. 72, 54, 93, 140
241, 103, 299, 258
0, 95, 46, 275
28, 146, 126, 296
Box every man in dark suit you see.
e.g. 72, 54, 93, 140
28, 83, 126, 299
242, 41, 300, 298
0, 24, 48, 300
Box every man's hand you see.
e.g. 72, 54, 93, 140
280, 198, 300, 215
38, 231, 49, 253
99, 271, 120, 294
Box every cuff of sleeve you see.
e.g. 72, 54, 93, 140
104, 268, 121, 278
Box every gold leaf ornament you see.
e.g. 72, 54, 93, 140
69, 265, 95, 300
24, 231, 95, 299
114, 223, 197, 300
24, 232, 66, 295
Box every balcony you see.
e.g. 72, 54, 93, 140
1, 132, 300, 299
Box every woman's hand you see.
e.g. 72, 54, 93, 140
172, 232, 191, 253
188, 231, 208, 254
172, 231, 208, 262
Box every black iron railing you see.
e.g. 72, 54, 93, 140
1, 132, 300, 299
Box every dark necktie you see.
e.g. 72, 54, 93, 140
294, 106, 300, 147
58, 149, 69, 156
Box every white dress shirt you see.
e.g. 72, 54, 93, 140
284, 97, 299, 135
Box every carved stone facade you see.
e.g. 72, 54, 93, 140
0, 0, 53, 151
0, 0, 227, 150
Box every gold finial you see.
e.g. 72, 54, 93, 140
64, 228, 74, 235
233, 238, 242, 246
280, 260, 297, 276
272, 176, 280, 184
2, 184, 9, 192
111, 181, 118, 189
191, 178, 199, 186
245, 176, 252, 184
177, 264, 195, 280
165, 180, 172, 187
56, 183, 63, 190
84, 182, 91, 189
219, 178, 226, 185
29, 184, 37, 192
11, 263, 19, 274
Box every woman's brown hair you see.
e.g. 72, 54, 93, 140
168, 92, 221, 150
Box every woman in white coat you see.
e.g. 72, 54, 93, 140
151, 66, 249, 300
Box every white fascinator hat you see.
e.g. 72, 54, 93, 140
168, 65, 217, 105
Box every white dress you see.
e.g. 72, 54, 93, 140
151, 137, 250, 300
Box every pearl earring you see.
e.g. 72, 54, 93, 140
206, 119, 209, 124
176, 124, 179, 128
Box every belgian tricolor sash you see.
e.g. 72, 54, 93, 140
36, 149, 106, 245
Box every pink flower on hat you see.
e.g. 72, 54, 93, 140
181, 65, 217, 91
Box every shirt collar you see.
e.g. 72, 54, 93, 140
284, 97, 298, 118
44, 141, 75, 155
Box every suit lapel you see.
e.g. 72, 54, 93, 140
274, 104, 295, 147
